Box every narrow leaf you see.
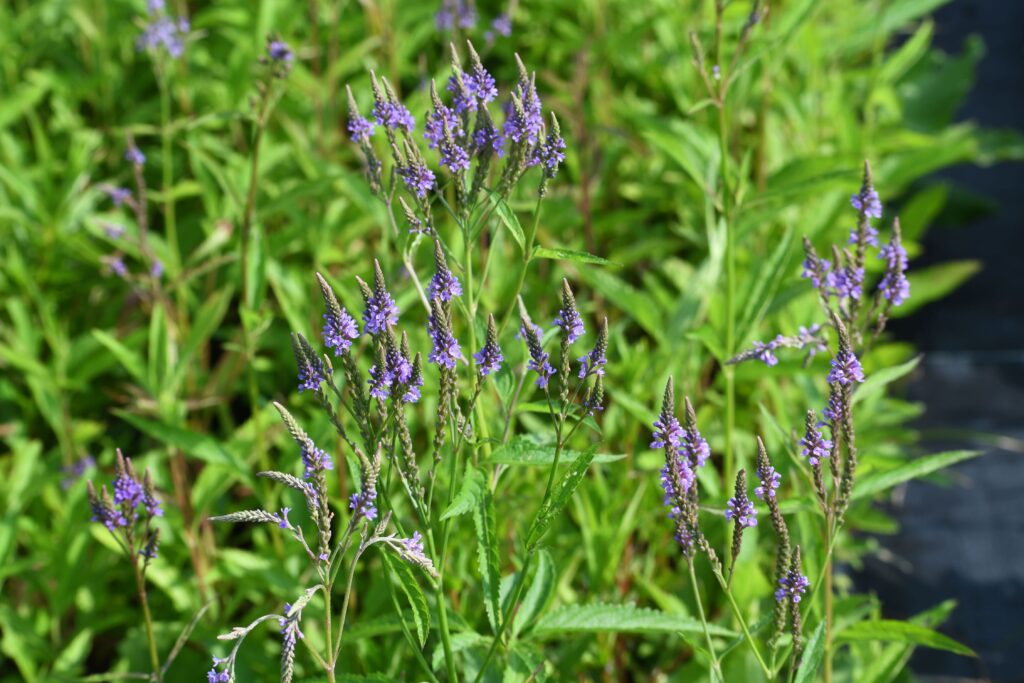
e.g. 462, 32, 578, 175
531, 603, 736, 638
380, 549, 430, 647
474, 491, 502, 634
526, 447, 595, 549
853, 450, 982, 501
793, 621, 826, 683
532, 246, 617, 267
838, 619, 974, 657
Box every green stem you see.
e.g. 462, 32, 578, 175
158, 75, 178, 280
331, 549, 362, 662
718, 99, 736, 494
131, 558, 161, 680
714, 569, 771, 678
823, 515, 835, 683
689, 560, 724, 682
498, 193, 544, 334
324, 583, 335, 683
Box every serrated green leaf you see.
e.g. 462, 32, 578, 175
380, 549, 430, 647
853, 450, 982, 501
838, 619, 974, 657
474, 491, 502, 634
513, 549, 555, 637
441, 464, 487, 521
531, 603, 736, 638
532, 246, 617, 267
526, 447, 596, 549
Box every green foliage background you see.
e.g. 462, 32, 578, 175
1, 0, 1020, 680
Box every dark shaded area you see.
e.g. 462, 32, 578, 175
861, 1, 1024, 681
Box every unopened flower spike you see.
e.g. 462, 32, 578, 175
578, 317, 608, 379
474, 313, 504, 379
583, 376, 605, 416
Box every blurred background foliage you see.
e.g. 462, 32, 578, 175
1, 0, 1020, 680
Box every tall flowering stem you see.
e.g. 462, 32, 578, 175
87, 450, 164, 680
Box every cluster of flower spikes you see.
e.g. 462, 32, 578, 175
733, 163, 911, 369
346, 42, 567, 231
802, 162, 910, 320
518, 280, 607, 417
652, 381, 714, 557
87, 449, 163, 561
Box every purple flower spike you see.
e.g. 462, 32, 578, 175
267, 39, 293, 63
474, 315, 503, 378
879, 226, 910, 306
125, 146, 146, 166
491, 14, 512, 37
322, 308, 359, 356
850, 187, 883, 220
651, 415, 684, 451
800, 420, 832, 467
105, 187, 132, 207
848, 224, 879, 248
827, 349, 865, 386
398, 162, 436, 198
427, 315, 461, 369
349, 489, 378, 521
776, 566, 810, 603
521, 321, 555, 388
725, 495, 757, 528
465, 65, 498, 105
428, 263, 462, 303
373, 100, 415, 132
553, 299, 584, 344
754, 464, 781, 500
424, 105, 462, 149
301, 442, 333, 480
363, 285, 399, 336
348, 113, 374, 143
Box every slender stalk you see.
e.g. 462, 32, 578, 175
823, 514, 835, 683
712, 569, 771, 678
689, 560, 724, 681
498, 193, 544, 334
131, 558, 161, 680
324, 584, 335, 683
332, 549, 362, 661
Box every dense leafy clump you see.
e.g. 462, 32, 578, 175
1, 0, 1015, 681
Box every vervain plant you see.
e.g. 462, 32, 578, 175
207, 43, 609, 682
86, 449, 206, 682
655, 168, 952, 681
